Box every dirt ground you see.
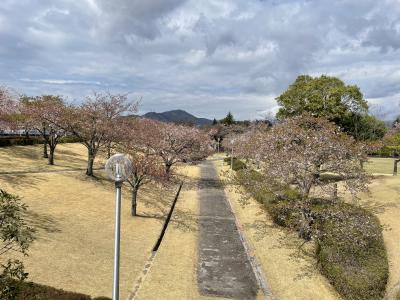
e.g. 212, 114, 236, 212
0, 143, 177, 299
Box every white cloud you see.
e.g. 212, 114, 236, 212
0, 0, 400, 120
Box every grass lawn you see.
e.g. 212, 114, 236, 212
365, 157, 395, 175
0, 143, 103, 173
0, 143, 177, 299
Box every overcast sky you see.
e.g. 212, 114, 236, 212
1, 0, 400, 120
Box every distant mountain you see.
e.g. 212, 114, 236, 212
142, 109, 212, 126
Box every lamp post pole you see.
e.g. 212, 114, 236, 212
105, 155, 133, 300
113, 178, 122, 300
230, 139, 234, 170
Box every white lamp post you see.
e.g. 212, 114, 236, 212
105, 154, 133, 300
230, 139, 235, 170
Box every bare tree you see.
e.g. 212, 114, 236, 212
19, 95, 66, 165
63, 92, 137, 176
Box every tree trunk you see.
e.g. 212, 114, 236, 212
165, 163, 172, 174
86, 149, 95, 176
43, 140, 48, 158
393, 159, 400, 176
48, 146, 55, 165
131, 187, 138, 216
107, 142, 111, 159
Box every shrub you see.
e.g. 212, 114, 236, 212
59, 135, 82, 144
316, 204, 388, 300
0, 190, 35, 299
223, 157, 246, 171
0, 136, 81, 147
231, 167, 388, 299
16, 281, 111, 299
0, 137, 41, 147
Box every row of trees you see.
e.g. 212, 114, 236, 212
0, 88, 213, 216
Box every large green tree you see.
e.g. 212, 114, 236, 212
276, 75, 368, 119
276, 75, 386, 140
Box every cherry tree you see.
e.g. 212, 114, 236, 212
19, 95, 66, 165
63, 92, 137, 176
0, 87, 18, 130
154, 122, 212, 174
112, 118, 167, 216
237, 113, 368, 200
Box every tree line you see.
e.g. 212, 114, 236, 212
0, 88, 213, 216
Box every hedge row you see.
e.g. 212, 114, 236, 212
16, 281, 110, 300
231, 164, 388, 300
0, 136, 81, 147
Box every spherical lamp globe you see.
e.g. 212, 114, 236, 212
105, 153, 133, 182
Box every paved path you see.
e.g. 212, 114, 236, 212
197, 160, 260, 299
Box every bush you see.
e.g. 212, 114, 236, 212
0, 135, 81, 148
316, 203, 388, 300
16, 281, 111, 300
59, 136, 82, 144
0, 137, 41, 147
0, 190, 35, 299
232, 168, 388, 299
223, 157, 247, 171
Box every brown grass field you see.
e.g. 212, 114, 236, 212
1, 145, 399, 299
0, 143, 177, 299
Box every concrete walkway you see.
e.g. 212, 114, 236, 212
197, 160, 260, 299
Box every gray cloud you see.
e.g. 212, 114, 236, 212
0, 0, 400, 120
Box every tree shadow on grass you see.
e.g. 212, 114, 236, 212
243, 217, 319, 281
170, 207, 197, 232
24, 210, 61, 235
361, 198, 399, 214
135, 213, 166, 220
0, 173, 47, 190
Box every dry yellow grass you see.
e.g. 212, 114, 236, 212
357, 176, 400, 299
213, 156, 341, 300
0, 144, 177, 299
0, 143, 103, 173
365, 157, 395, 175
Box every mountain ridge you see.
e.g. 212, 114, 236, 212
142, 109, 212, 126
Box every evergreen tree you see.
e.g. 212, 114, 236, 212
221, 112, 235, 125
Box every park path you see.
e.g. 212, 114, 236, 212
197, 159, 260, 299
